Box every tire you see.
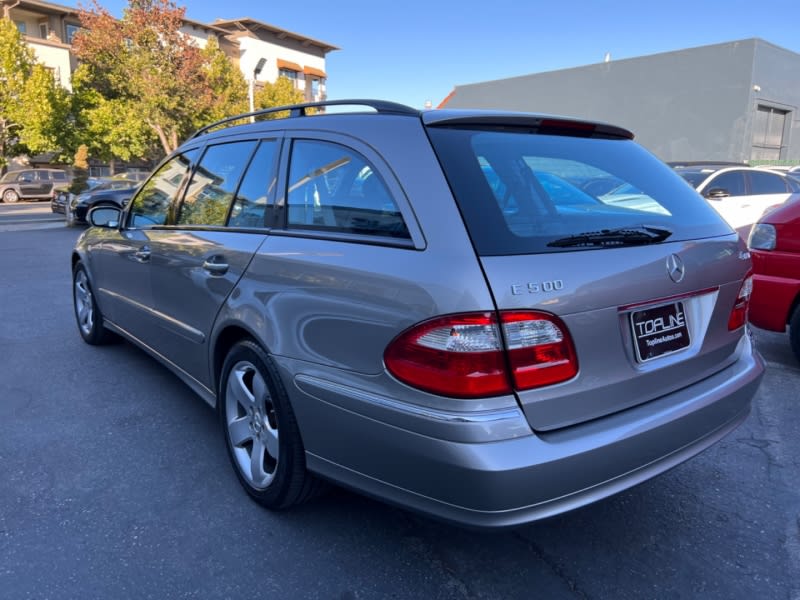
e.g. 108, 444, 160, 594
72, 263, 114, 345
219, 340, 320, 509
2, 189, 19, 203
790, 304, 800, 364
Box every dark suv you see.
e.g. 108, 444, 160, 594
0, 168, 70, 203
71, 100, 764, 528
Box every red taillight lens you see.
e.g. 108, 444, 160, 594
728, 274, 753, 331
502, 312, 578, 390
384, 311, 578, 398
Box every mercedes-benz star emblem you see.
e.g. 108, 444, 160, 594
666, 254, 685, 283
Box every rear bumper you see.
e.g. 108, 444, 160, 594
287, 334, 764, 529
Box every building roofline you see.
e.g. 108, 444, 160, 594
212, 17, 339, 53
7, 0, 78, 17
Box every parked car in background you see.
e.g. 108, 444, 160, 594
0, 168, 70, 203
66, 179, 140, 225
71, 100, 763, 529
674, 165, 800, 237
747, 196, 800, 362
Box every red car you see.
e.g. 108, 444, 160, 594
747, 196, 800, 362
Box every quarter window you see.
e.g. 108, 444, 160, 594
178, 141, 257, 226
129, 151, 197, 228
286, 140, 409, 238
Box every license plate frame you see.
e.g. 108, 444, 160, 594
630, 301, 691, 362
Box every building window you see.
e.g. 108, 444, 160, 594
39, 23, 48, 39
15, 21, 26, 34
279, 68, 298, 86
65, 24, 80, 44
751, 105, 789, 161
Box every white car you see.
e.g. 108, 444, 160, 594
675, 165, 800, 235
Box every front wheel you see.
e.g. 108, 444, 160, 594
219, 340, 320, 509
2, 189, 19, 203
73, 263, 114, 345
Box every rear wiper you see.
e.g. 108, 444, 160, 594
547, 226, 673, 248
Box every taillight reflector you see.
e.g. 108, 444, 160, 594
384, 311, 578, 398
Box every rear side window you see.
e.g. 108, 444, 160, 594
178, 141, 257, 226
749, 170, 789, 195
427, 127, 731, 255
129, 150, 198, 228
228, 140, 279, 228
52, 172, 67, 181
285, 139, 409, 238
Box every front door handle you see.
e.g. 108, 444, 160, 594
133, 246, 151, 263
203, 258, 229, 275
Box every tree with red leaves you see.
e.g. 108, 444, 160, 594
72, 0, 233, 157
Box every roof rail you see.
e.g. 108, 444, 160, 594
191, 99, 419, 139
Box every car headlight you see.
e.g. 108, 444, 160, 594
747, 223, 776, 250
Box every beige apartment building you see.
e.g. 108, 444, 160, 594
1, 0, 338, 100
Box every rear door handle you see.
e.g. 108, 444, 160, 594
203, 259, 229, 275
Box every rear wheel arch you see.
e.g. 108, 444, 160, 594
212, 325, 262, 400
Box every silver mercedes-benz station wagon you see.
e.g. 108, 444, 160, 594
72, 100, 764, 528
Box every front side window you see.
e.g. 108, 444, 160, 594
286, 140, 408, 238
178, 141, 257, 226
129, 151, 197, 228
706, 171, 746, 197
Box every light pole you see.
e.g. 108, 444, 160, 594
249, 58, 267, 122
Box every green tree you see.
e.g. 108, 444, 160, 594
0, 18, 36, 170
200, 36, 248, 124
17, 64, 74, 157
73, 0, 209, 157
254, 77, 306, 118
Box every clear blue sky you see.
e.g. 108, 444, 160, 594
99, 0, 800, 110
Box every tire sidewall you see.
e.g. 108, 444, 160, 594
219, 340, 305, 508
72, 263, 106, 345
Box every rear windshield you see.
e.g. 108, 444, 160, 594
427, 127, 731, 255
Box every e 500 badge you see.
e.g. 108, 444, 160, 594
511, 280, 565, 295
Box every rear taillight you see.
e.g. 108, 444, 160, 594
728, 275, 753, 331
384, 311, 578, 398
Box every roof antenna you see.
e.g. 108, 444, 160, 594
604, 52, 611, 63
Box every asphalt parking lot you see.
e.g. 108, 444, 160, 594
1, 207, 798, 599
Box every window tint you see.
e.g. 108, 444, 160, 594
428, 127, 730, 256
286, 140, 409, 238
52, 171, 67, 181
228, 140, 278, 228
129, 151, 197, 228
706, 171, 746, 196
178, 141, 257, 226
748, 171, 789, 195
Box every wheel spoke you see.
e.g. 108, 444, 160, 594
250, 438, 268, 483
252, 370, 268, 409
228, 416, 252, 447
231, 367, 256, 410
264, 424, 279, 461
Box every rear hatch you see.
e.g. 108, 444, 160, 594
426, 114, 750, 431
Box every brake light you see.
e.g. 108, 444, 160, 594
384, 311, 578, 398
728, 275, 753, 330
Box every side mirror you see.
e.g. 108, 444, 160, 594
88, 206, 121, 228
704, 188, 730, 200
